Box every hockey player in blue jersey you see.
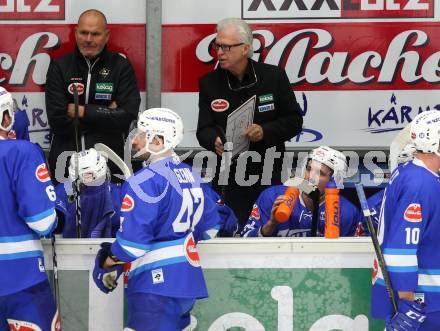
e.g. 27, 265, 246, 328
92, 108, 221, 331
371, 110, 440, 330
55, 148, 122, 238
240, 146, 361, 237
362, 143, 417, 235
0, 87, 60, 330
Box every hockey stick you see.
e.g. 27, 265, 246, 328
355, 183, 398, 314
51, 235, 62, 324
94, 143, 133, 179
310, 189, 320, 237
72, 84, 82, 238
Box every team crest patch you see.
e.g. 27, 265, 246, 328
8, 319, 42, 331
68, 82, 85, 95
35, 163, 50, 182
404, 203, 422, 222
99, 67, 110, 77
184, 234, 200, 267
121, 194, 134, 212
152, 268, 164, 284
211, 99, 229, 112
250, 204, 260, 220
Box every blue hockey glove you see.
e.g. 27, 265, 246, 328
92, 242, 124, 294
386, 300, 426, 331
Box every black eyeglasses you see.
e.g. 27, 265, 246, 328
213, 42, 244, 52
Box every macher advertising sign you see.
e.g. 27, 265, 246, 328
162, 0, 440, 148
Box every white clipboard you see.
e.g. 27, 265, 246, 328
225, 95, 256, 158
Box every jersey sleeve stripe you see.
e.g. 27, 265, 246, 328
383, 248, 417, 255
25, 209, 57, 236
383, 254, 418, 267
24, 208, 56, 222
387, 266, 419, 272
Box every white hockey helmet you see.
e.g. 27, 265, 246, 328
0, 87, 15, 131
68, 148, 108, 186
307, 146, 348, 186
136, 108, 184, 155
410, 110, 440, 154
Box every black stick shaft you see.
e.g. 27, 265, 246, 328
355, 183, 398, 314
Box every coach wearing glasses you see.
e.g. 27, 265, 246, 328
196, 17, 303, 229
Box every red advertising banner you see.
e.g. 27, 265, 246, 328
162, 22, 440, 92
0, 24, 146, 92
0, 0, 65, 20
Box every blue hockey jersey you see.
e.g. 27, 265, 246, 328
0, 139, 57, 296
110, 157, 221, 299
55, 181, 122, 238
240, 185, 361, 237
372, 159, 440, 318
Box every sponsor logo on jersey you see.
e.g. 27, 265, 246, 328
95, 82, 113, 93
68, 82, 85, 95
184, 234, 200, 267
121, 194, 134, 212
404, 203, 422, 222
8, 319, 42, 331
35, 163, 50, 182
258, 103, 274, 112
250, 204, 260, 220
211, 99, 229, 112
259, 93, 274, 103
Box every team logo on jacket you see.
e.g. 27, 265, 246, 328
211, 99, 229, 112
250, 204, 260, 220
99, 67, 110, 77
35, 163, 50, 182
68, 82, 85, 95
184, 234, 200, 267
121, 194, 134, 212
7, 319, 42, 331
404, 203, 422, 222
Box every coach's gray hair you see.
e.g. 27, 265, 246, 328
216, 18, 254, 58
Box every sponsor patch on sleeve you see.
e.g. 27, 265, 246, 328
35, 163, 50, 182
121, 194, 134, 212
404, 203, 422, 222
250, 204, 260, 220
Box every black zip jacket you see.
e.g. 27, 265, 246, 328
45, 46, 140, 180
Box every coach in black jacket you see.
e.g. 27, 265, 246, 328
197, 18, 303, 228
45, 9, 140, 182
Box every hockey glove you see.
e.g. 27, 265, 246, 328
386, 299, 426, 331
92, 242, 124, 294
